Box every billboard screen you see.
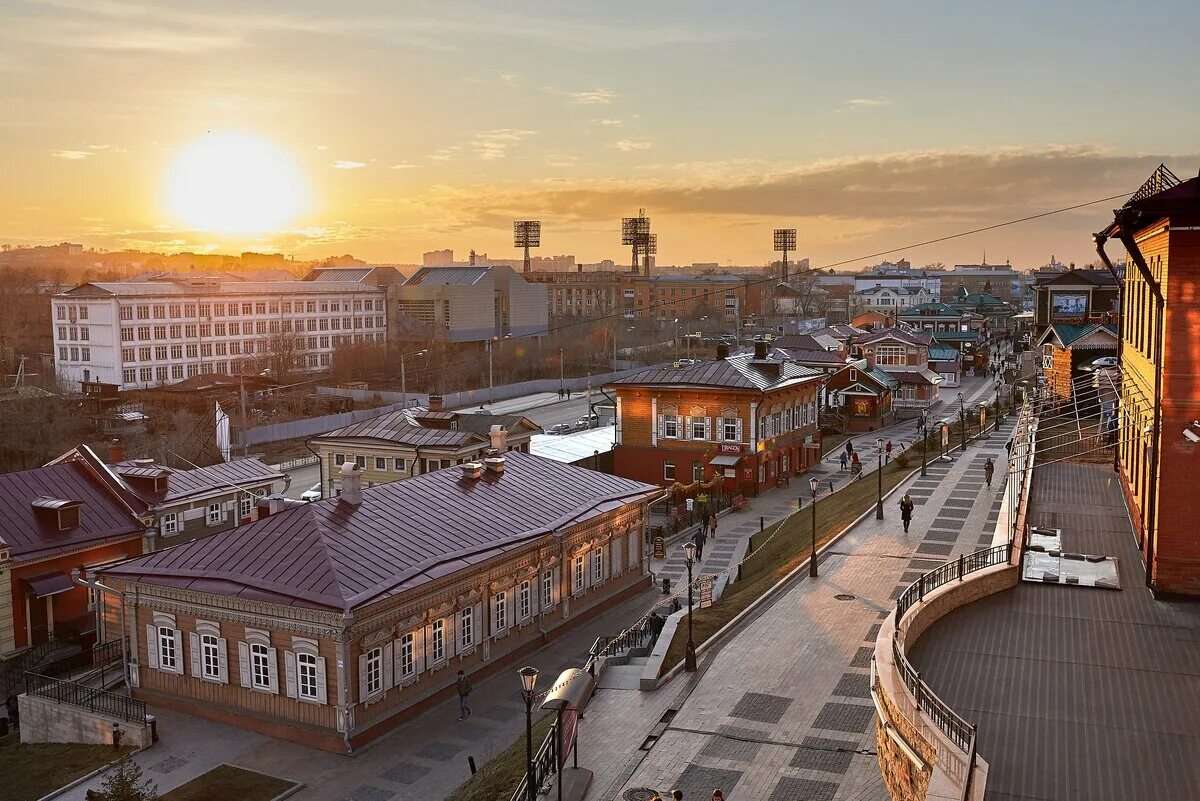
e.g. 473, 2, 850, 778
1051, 292, 1088, 317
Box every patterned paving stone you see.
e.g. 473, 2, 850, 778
811, 701, 875, 733
832, 672, 871, 698
899, 570, 924, 583
958, 482, 984, 490
342, 787, 395, 801
924, 529, 959, 541
729, 691, 792, 724
670, 765, 743, 800
415, 740, 463, 761
789, 736, 858, 775
942, 498, 974, 508
445, 721, 492, 741
149, 756, 190, 774
699, 732, 763, 763
864, 623, 881, 641
917, 542, 953, 555
906, 487, 935, 496
908, 558, 942, 570
768, 776, 839, 801
888, 585, 908, 600
475, 703, 523, 722
380, 763, 431, 784
931, 516, 966, 529
849, 647, 873, 668
938, 507, 972, 518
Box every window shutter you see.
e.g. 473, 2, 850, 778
602, 543, 611, 579
284, 651, 298, 698
705, 417, 712, 440
358, 654, 369, 702
145, 625, 159, 670
736, 418, 744, 442
173, 629, 183, 674
473, 603, 484, 639
315, 657, 328, 704
217, 638, 229, 683
628, 530, 638, 569
383, 641, 395, 689
237, 641, 251, 687
266, 647, 279, 694
684, 415, 692, 439
415, 628, 427, 675
657, 414, 664, 438
189, 632, 201, 677
611, 538, 622, 577
552, 569, 561, 606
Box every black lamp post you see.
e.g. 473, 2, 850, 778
920, 409, 928, 477
683, 541, 697, 672
519, 665, 540, 801
995, 380, 1003, 423
874, 437, 884, 519
809, 477, 819, 577
958, 392, 967, 452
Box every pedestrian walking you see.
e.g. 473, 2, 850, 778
699, 514, 709, 539
885, 440, 893, 464
845, 440, 854, 458
694, 527, 707, 561
899, 493, 915, 533
984, 457, 994, 488
709, 512, 718, 540
671, 791, 684, 801
851, 451, 861, 479
839, 451, 848, 471
455, 670, 472, 720
712, 791, 725, 801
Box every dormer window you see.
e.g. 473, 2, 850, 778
31, 496, 83, 530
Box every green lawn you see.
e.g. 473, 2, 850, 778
0, 732, 134, 801
659, 453, 922, 676
159, 764, 294, 801
444, 715, 554, 801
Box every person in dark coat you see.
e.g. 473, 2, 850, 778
845, 440, 854, 458
694, 527, 707, 561
899, 493, 915, 533
455, 670, 472, 720
984, 457, 995, 488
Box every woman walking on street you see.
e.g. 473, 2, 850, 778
899, 493, 915, 533
839, 451, 848, 471
984, 457, 995, 488
709, 512, 718, 540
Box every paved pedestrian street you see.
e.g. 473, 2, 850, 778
584, 414, 1018, 801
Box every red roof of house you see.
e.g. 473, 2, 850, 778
0, 458, 145, 562
102, 451, 662, 612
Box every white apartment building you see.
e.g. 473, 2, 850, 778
52, 274, 390, 390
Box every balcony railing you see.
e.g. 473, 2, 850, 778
24, 672, 147, 725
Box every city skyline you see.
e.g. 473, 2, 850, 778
4, 0, 1199, 267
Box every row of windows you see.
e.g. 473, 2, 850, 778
657, 403, 815, 443
121, 334, 353, 364
120, 353, 337, 384
57, 325, 89, 341
159, 492, 266, 535
58, 346, 90, 362
56, 304, 89, 321
119, 299, 378, 321
120, 317, 383, 342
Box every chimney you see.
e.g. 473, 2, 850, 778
489, 424, 508, 453
865, 348, 876, 371
716, 342, 730, 360
836, 345, 847, 362
484, 456, 506, 476
339, 461, 363, 506
753, 336, 768, 361
428, 394, 444, 412
460, 462, 483, 480
108, 438, 124, 464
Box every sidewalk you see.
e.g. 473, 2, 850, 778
581, 414, 1018, 801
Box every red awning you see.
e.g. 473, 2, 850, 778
708, 454, 742, 467
25, 571, 76, 598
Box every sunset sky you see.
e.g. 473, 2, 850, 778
3, 0, 1199, 268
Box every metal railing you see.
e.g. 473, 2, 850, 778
895, 543, 1012, 624
0, 638, 71, 700
40, 639, 123, 682
586, 613, 656, 674
509, 719, 560, 801
24, 672, 147, 725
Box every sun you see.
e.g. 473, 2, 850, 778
165, 132, 307, 234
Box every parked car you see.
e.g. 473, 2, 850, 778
545, 423, 575, 435
1091, 356, 1118, 369
301, 483, 322, 502
576, 413, 599, 428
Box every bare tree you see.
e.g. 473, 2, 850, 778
258, 331, 308, 382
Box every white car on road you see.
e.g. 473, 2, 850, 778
301, 483, 322, 502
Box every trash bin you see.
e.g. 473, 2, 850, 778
662, 577, 671, 595
145, 714, 158, 743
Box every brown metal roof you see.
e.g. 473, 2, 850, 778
316, 409, 536, 446
0, 461, 145, 561
102, 452, 662, 611
112, 457, 283, 503
608, 354, 824, 392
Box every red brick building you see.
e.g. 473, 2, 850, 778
825, 354, 899, 432
1097, 166, 1200, 595
0, 447, 147, 660
607, 339, 826, 497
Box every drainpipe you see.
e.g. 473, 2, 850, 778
304, 440, 323, 498
1109, 212, 1165, 590
71, 569, 129, 691
337, 610, 354, 755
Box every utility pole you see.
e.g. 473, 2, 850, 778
487, 338, 494, 405
559, 347, 564, 395
239, 374, 249, 457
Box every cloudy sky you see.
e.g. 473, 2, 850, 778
3, 0, 1198, 267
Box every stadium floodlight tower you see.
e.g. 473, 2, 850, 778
643, 233, 657, 277
621, 210, 651, 275
513, 220, 541, 274
774, 228, 797, 282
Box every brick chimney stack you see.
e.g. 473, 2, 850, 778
108, 438, 124, 464
339, 461, 363, 506
753, 336, 768, 361
428, 395, 444, 412
865, 348, 877, 371
716, 342, 730, 360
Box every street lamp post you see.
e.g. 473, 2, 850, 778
958, 392, 967, 452
995, 380, 1003, 423
920, 409, 928, 477
519, 666, 540, 801
875, 436, 884, 520
400, 349, 427, 410
809, 477, 819, 577
683, 541, 697, 672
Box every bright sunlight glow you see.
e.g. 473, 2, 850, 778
165, 133, 306, 235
